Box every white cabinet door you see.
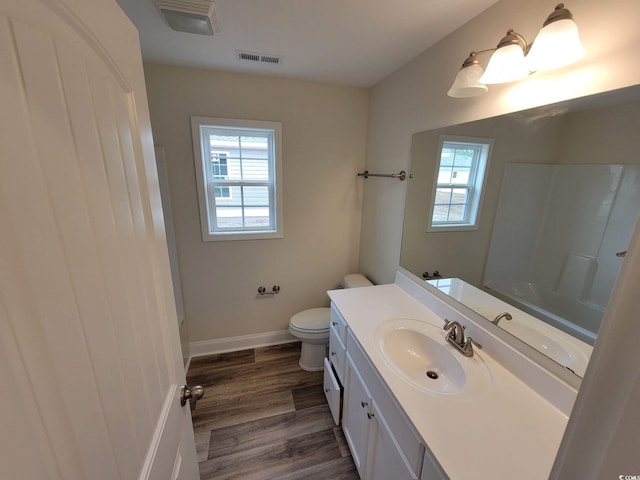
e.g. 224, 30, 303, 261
342, 352, 373, 477
366, 401, 419, 480
0, 0, 199, 478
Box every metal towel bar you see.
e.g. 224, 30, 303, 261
357, 170, 410, 181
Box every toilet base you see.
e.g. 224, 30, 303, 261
298, 341, 327, 371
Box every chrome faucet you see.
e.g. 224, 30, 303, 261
443, 320, 481, 357
492, 312, 512, 326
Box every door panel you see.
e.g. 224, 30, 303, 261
0, 0, 199, 478
342, 353, 372, 477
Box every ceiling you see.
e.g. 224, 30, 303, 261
115, 0, 498, 87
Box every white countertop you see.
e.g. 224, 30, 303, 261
427, 278, 593, 377
328, 283, 569, 480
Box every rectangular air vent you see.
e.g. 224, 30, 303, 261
236, 50, 283, 66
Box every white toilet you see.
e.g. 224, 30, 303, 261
289, 274, 372, 371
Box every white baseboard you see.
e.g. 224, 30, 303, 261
188, 330, 298, 360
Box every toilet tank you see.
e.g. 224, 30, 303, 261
342, 274, 373, 288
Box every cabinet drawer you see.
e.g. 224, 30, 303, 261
347, 329, 425, 477
329, 325, 346, 383
330, 304, 348, 345
323, 357, 341, 426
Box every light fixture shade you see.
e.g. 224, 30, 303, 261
526, 18, 585, 72
479, 44, 529, 84
447, 63, 488, 98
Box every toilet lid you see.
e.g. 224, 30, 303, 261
290, 307, 330, 332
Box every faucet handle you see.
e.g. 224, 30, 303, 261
464, 336, 482, 351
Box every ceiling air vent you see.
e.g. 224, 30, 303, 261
236, 50, 283, 66
153, 0, 219, 36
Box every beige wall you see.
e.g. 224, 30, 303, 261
358, 0, 640, 475
359, 0, 640, 284
144, 64, 369, 342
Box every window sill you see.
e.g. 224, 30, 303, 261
427, 224, 479, 233
202, 230, 284, 242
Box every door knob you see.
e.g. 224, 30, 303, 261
180, 385, 205, 406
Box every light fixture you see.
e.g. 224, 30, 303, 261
447, 52, 489, 98
479, 30, 529, 84
153, 0, 220, 36
447, 3, 585, 98
526, 3, 586, 72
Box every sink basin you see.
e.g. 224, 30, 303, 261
375, 318, 491, 396
472, 306, 590, 376
502, 322, 572, 364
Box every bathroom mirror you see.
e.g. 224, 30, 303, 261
400, 84, 640, 378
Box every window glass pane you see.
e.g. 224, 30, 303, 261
243, 186, 270, 207
450, 167, 471, 185
437, 166, 453, 184
213, 186, 240, 205
432, 205, 450, 222
209, 134, 239, 151
434, 187, 453, 204
451, 187, 469, 205
214, 186, 230, 199
215, 206, 243, 229
440, 148, 454, 167
244, 207, 271, 228
447, 204, 466, 222
242, 158, 270, 180
452, 149, 474, 167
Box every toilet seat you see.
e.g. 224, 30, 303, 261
289, 308, 330, 334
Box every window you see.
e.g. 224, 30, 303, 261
428, 136, 493, 231
191, 117, 283, 241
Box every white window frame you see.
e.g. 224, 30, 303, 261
427, 135, 493, 232
191, 116, 283, 241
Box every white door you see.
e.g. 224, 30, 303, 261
0, 0, 200, 478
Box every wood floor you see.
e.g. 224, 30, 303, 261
187, 343, 359, 480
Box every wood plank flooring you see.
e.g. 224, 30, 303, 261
187, 343, 359, 480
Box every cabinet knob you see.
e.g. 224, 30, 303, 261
332, 321, 338, 326
361, 401, 368, 408
331, 351, 336, 356
325, 388, 330, 393
367, 412, 374, 419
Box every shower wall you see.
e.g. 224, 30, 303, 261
484, 163, 640, 335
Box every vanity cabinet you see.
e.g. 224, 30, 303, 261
342, 327, 430, 480
367, 400, 420, 480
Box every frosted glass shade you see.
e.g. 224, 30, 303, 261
526, 18, 585, 72
447, 64, 488, 98
479, 44, 529, 84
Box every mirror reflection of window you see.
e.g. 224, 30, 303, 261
429, 136, 493, 231
211, 152, 231, 199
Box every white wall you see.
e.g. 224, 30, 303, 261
359, 0, 640, 475
359, 0, 640, 284
144, 64, 369, 342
